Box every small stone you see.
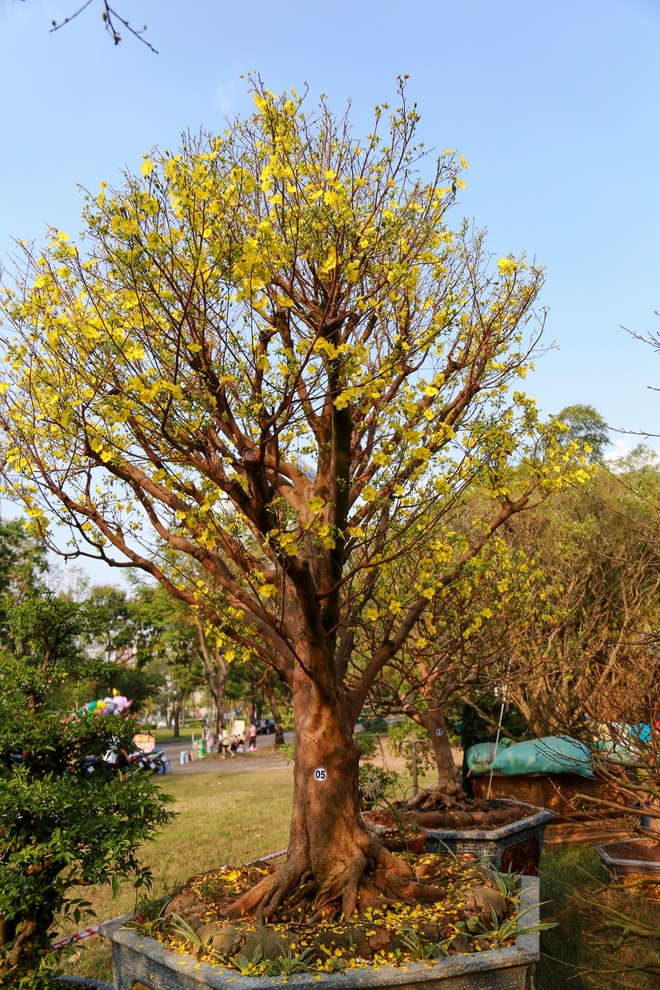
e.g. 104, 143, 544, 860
197, 922, 217, 942
368, 928, 391, 952
463, 885, 505, 924
166, 892, 197, 916
241, 926, 293, 961
211, 924, 244, 956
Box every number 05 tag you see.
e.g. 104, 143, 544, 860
314, 768, 327, 781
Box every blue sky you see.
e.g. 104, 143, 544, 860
3, 0, 660, 451
2, 0, 660, 549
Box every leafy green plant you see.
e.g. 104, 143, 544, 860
399, 927, 452, 960
388, 719, 434, 778
169, 914, 216, 960
267, 947, 318, 975
357, 731, 401, 809
0, 594, 174, 985
230, 942, 320, 976
126, 875, 178, 940
358, 764, 401, 809
279, 742, 295, 764
487, 865, 521, 906
469, 894, 557, 947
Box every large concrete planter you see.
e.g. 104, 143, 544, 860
100, 878, 540, 990
424, 802, 554, 876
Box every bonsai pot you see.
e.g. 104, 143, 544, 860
100, 877, 541, 990
361, 814, 428, 855
424, 801, 554, 876
56, 979, 115, 990
595, 836, 660, 890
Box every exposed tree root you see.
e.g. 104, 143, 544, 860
405, 778, 466, 810
224, 854, 309, 920
224, 832, 446, 924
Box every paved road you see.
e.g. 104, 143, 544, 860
156, 731, 294, 775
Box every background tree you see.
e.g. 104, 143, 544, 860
500, 456, 660, 736
0, 517, 48, 642
0, 593, 172, 985
19, 0, 158, 52
120, 583, 198, 734
0, 81, 586, 918
557, 404, 609, 463
367, 522, 556, 806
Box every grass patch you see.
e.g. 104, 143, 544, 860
59, 767, 294, 982
538, 843, 606, 990
539, 842, 660, 989
141, 726, 205, 744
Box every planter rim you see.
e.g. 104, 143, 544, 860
56, 978, 115, 990
100, 877, 540, 989
425, 800, 554, 843
595, 837, 660, 875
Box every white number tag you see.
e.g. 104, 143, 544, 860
314, 768, 327, 781
435, 728, 444, 737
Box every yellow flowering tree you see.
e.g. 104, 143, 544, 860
364, 528, 559, 806
0, 80, 585, 918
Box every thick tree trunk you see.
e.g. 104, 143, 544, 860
225, 671, 434, 921
429, 712, 464, 802
408, 705, 465, 809
266, 684, 285, 746
210, 671, 228, 736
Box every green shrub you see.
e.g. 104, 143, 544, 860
388, 718, 433, 778
0, 593, 174, 985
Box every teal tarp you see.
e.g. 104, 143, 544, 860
467, 735, 593, 777
465, 738, 513, 774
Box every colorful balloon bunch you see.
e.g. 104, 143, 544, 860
79, 694, 131, 717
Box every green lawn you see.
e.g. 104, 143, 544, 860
60, 767, 294, 983
538, 843, 660, 990
537, 844, 605, 990
140, 725, 206, 744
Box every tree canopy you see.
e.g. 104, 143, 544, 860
0, 82, 586, 701
557, 404, 609, 463
0, 80, 590, 917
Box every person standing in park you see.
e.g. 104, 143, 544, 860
220, 726, 234, 759
247, 722, 258, 752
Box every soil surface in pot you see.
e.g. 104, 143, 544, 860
138, 853, 521, 977
364, 799, 535, 834
605, 838, 660, 862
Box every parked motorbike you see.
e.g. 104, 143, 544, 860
78, 746, 167, 777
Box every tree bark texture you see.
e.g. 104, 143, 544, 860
226, 669, 442, 921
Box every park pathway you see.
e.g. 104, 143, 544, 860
157, 730, 294, 775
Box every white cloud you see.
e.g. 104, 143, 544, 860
604, 432, 660, 467
604, 434, 638, 461
215, 81, 237, 115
